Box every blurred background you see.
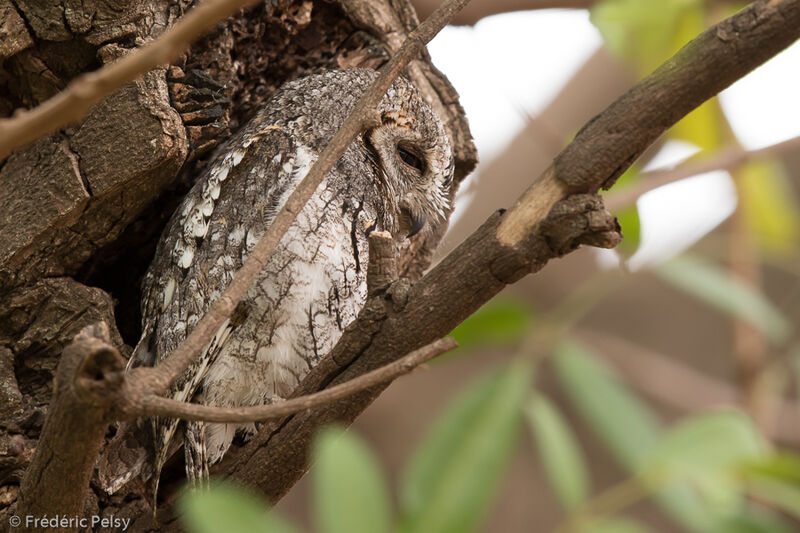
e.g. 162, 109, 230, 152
268, 1, 800, 531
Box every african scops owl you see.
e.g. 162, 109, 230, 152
132, 69, 454, 489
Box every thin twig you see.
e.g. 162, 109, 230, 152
0, 0, 266, 160
604, 134, 800, 211
131, 338, 455, 423
143, 0, 474, 395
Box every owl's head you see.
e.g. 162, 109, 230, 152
266, 69, 456, 240
365, 76, 455, 240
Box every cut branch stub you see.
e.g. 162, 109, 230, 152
15, 323, 123, 529
367, 230, 398, 296
73, 325, 126, 408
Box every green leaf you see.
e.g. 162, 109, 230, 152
656, 255, 792, 344
553, 340, 661, 470
644, 411, 766, 505
178, 481, 298, 533
553, 341, 731, 532
739, 452, 800, 520
747, 477, 800, 519
590, 0, 704, 75
647, 411, 766, 476
449, 298, 533, 351
525, 393, 589, 510
637, 411, 767, 532
580, 517, 652, 533
399, 361, 531, 533
716, 507, 797, 533
610, 165, 643, 254
737, 160, 800, 254
312, 426, 392, 533
739, 453, 800, 484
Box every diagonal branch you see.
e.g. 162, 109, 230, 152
496, 0, 800, 247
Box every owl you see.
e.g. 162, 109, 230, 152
129, 68, 454, 492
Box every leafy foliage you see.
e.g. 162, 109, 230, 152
399, 361, 530, 533
525, 393, 589, 511
180, 361, 530, 533
656, 255, 792, 344
312, 427, 392, 533
177, 482, 298, 533
449, 297, 534, 351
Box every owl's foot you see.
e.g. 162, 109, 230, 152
167, 66, 232, 159
540, 193, 622, 255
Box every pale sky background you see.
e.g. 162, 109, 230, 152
428, 9, 800, 269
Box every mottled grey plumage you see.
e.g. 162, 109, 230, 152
133, 69, 454, 490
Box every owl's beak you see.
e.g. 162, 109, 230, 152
401, 208, 426, 238
408, 213, 427, 238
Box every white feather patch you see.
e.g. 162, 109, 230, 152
161, 278, 176, 311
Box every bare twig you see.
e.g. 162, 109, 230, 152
0, 0, 267, 161
142, 0, 473, 395
130, 338, 455, 423
604, 134, 800, 211
412, 0, 596, 25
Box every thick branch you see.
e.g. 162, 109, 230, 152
220, 0, 800, 502
496, 0, 800, 247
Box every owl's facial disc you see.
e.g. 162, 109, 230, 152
363, 107, 452, 240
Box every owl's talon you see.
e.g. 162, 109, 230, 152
167, 66, 232, 158
267, 394, 285, 404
